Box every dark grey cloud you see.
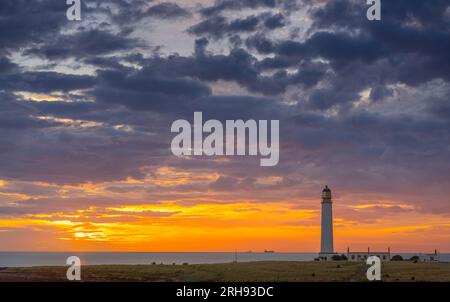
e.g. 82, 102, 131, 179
312, 0, 450, 31
91, 66, 212, 111
0, 123, 168, 184
263, 13, 286, 29
133, 38, 320, 96
25, 29, 142, 60
29, 100, 105, 118
189, 12, 286, 39
193, 95, 287, 121
200, 0, 277, 16
426, 89, 450, 120
129, 42, 262, 94
0, 0, 69, 54
0, 71, 95, 93
0, 57, 18, 74
0, 92, 61, 130
240, 0, 449, 110
144, 2, 191, 19
100, 0, 191, 27
369, 85, 394, 102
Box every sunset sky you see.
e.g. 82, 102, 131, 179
0, 0, 449, 253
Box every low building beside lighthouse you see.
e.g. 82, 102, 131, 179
346, 247, 391, 262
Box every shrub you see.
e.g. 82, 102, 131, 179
332, 254, 348, 261
391, 255, 404, 261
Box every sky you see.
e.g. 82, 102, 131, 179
0, 0, 449, 253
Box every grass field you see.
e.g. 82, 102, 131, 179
1, 261, 449, 282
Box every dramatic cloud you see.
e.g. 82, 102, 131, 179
0, 0, 449, 252
200, 0, 278, 16
0, 0, 69, 54
92, 66, 212, 111
0, 71, 95, 93
189, 13, 286, 38
145, 2, 191, 19
25, 30, 142, 60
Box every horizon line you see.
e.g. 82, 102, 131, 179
1, 250, 448, 254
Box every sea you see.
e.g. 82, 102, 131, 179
1, 252, 449, 267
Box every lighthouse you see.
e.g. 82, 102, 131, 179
320, 185, 334, 258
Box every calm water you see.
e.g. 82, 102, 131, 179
0, 252, 449, 267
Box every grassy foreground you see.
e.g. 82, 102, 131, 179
1, 261, 449, 282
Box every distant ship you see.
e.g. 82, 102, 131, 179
264, 250, 275, 253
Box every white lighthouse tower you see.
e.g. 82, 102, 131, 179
320, 185, 334, 260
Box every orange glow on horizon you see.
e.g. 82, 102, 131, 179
1, 169, 449, 253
